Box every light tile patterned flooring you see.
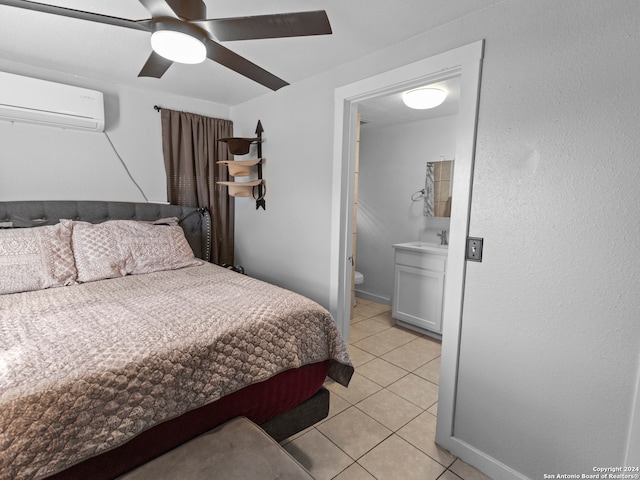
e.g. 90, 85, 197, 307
282, 297, 491, 480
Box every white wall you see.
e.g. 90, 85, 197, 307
453, 0, 640, 473
232, 0, 640, 477
230, 78, 337, 304
357, 115, 457, 303
0, 60, 230, 203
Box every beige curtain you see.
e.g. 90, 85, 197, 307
161, 109, 234, 265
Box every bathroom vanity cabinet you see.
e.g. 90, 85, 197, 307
392, 242, 448, 338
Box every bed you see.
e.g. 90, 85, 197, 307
0, 201, 353, 480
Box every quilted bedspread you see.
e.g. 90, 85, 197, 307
0, 263, 353, 480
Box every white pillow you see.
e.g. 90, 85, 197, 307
0, 221, 77, 295
71, 220, 202, 283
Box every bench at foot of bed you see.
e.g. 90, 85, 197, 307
118, 416, 313, 480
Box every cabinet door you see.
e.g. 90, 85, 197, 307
392, 264, 445, 333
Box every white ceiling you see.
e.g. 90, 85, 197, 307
0, 0, 498, 106
358, 77, 460, 129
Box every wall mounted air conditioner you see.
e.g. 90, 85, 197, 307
0, 71, 105, 132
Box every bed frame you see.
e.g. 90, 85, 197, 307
0, 200, 330, 478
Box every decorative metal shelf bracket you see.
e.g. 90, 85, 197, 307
255, 120, 265, 210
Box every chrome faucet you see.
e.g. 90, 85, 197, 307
437, 230, 448, 246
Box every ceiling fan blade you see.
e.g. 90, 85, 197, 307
138, 51, 173, 78
0, 0, 150, 32
138, 0, 205, 21
204, 38, 288, 91
137, 0, 179, 19
166, 0, 206, 21
194, 10, 331, 41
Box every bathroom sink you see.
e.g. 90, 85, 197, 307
393, 241, 448, 253
404, 241, 447, 248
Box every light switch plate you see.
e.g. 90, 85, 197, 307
466, 237, 483, 262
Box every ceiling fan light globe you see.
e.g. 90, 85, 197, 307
151, 30, 206, 64
402, 87, 447, 109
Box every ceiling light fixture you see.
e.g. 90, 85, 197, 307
151, 29, 207, 64
402, 87, 447, 110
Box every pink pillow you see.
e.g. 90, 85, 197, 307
71, 220, 202, 283
0, 221, 77, 295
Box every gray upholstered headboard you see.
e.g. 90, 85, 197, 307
0, 201, 212, 261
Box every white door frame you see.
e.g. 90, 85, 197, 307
329, 38, 485, 466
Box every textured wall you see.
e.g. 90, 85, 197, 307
453, 0, 640, 474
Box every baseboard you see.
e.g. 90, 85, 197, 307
354, 290, 391, 306
396, 319, 442, 341
439, 436, 530, 480
625, 354, 640, 466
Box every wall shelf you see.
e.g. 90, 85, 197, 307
216, 159, 263, 177
217, 179, 263, 198
217, 120, 266, 209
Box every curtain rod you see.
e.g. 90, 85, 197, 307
154, 105, 161, 112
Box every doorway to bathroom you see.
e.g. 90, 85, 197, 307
352, 77, 460, 332
329, 40, 484, 460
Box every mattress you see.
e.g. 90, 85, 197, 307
0, 263, 353, 480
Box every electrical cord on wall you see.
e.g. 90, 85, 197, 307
103, 131, 149, 202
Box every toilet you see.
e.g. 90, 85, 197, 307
353, 271, 364, 307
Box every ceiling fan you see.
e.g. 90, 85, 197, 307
0, 0, 333, 91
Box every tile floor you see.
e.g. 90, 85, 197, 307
282, 297, 491, 480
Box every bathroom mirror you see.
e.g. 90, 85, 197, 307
424, 159, 454, 217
